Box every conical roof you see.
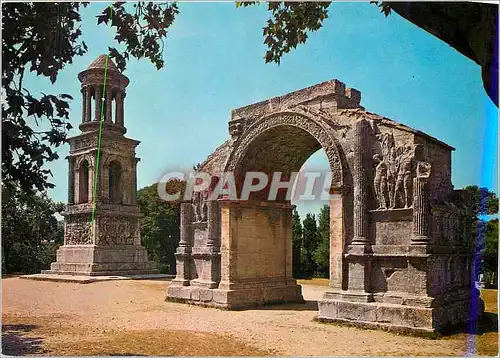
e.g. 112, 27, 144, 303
87, 54, 120, 72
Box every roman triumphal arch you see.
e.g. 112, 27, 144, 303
167, 79, 483, 333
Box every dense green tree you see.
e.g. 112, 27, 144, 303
137, 181, 183, 274
313, 205, 330, 278
2, 2, 178, 193
1, 185, 64, 274
462, 185, 499, 288
463, 185, 499, 218
292, 208, 303, 278
481, 219, 498, 288
301, 213, 319, 277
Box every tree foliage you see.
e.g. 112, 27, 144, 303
238, 2, 331, 64
482, 219, 498, 287
463, 185, 499, 218
1, 185, 64, 274
2, 2, 178, 193
137, 181, 183, 274
313, 205, 330, 278
463, 185, 499, 288
292, 208, 303, 278
301, 213, 319, 277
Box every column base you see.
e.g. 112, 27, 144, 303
167, 279, 304, 309
318, 290, 484, 333
44, 245, 159, 276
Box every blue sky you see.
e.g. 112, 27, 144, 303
26, 2, 498, 219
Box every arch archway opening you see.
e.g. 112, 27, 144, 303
233, 125, 331, 202
226, 123, 344, 298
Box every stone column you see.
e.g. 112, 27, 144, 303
284, 205, 294, 284
74, 168, 80, 204
68, 157, 75, 204
119, 169, 128, 205
329, 190, 344, 289
81, 88, 87, 123
101, 165, 109, 203
95, 85, 102, 121
105, 87, 112, 122
88, 165, 95, 204
201, 200, 222, 288
352, 118, 369, 244
115, 91, 123, 126
179, 203, 192, 248
85, 86, 92, 122
131, 158, 139, 205
207, 200, 220, 247
173, 203, 193, 286
412, 161, 432, 244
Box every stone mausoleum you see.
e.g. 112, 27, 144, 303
167, 79, 483, 333
45, 55, 157, 276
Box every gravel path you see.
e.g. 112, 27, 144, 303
2, 277, 471, 356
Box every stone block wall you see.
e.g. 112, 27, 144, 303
221, 202, 290, 281
168, 200, 303, 308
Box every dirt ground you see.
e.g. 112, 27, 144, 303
2, 277, 498, 356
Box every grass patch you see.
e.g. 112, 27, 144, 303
464, 289, 498, 356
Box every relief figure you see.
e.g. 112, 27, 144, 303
373, 154, 389, 209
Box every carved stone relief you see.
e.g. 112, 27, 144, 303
373, 132, 416, 210
192, 190, 208, 223
65, 215, 93, 245
97, 215, 138, 245
72, 137, 98, 152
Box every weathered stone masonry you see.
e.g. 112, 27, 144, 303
167, 79, 483, 333
45, 55, 157, 276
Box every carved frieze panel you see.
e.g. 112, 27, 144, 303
97, 215, 139, 245
373, 132, 421, 210
64, 203, 93, 215
71, 137, 98, 152
65, 215, 93, 245
192, 190, 208, 223
101, 138, 135, 154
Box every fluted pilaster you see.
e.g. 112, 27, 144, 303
68, 157, 75, 204
131, 158, 139, 204
88, 166, 95, 203
207, 200, 220, 247
412, 161, 432, 244
352, 118, 369, 244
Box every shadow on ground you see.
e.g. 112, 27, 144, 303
2, 324, 47, 355
463, 312, 498, 335
257, 300, 319, 311
439, 312, 498, 337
